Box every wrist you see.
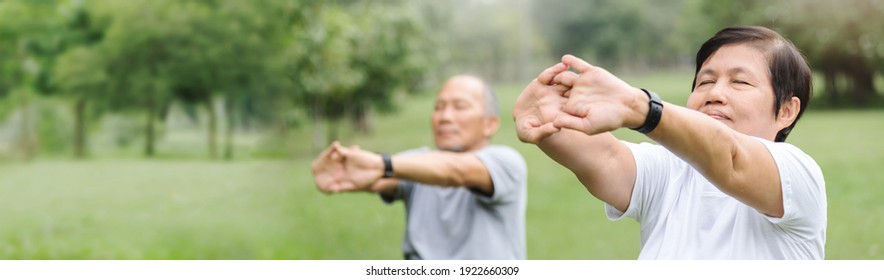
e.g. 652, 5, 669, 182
627, 88, 650, 128
630, 88, 663, 134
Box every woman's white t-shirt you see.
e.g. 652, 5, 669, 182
606, 138, 826, 259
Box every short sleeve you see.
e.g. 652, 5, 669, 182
605, 141, 678, 223
757, 139, 827, 239
473, 145, 527, 204
380, 180, 414, 204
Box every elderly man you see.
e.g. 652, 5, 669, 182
312, 75, 527, 260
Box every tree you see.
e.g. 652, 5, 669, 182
166, 0, 295, 159
52, 47, 106, 158
0, 0, 61, 159
49, 0, 107, 158
98, 0, 185, 157
346, 2, 433, 133
774, 0, 884, 107
51, 0, 303, 159
287, 2, 437, 152
288, 4, 366, 152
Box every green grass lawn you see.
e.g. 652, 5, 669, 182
0, 70, 882, 259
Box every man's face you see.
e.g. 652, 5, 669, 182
432, 76, 494, 152
687, 44, 782, 141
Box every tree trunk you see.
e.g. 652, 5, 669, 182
18, 95, 36, 161
223, 97, 235, 160
850, 68, 875, 107
206, 95, 218, 159
839, 55, 875, 107
145, 92, 156, 157
352, 105, 372, 134
73, 97, 87, 158
311, 97, 325, 155
326, 118, 339, 145
823, 69, 838, 105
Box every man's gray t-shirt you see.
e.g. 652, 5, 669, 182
381, 145, 527, 260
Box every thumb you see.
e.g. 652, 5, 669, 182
553, 112, 590, 133
518, 117, 559, 143
527, 122, 560, 143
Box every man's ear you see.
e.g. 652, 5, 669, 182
484, 116, 500, 138
777, 96, 801, 130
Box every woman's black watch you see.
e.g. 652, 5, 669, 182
631, 88, 663, 134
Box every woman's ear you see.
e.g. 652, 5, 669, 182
777, 96, 801, 130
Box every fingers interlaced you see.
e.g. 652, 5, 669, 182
537, 63, 567, 85
313, 141, 352, 194
553, 71, 579, 88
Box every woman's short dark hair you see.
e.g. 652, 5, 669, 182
692, 26, 812, 142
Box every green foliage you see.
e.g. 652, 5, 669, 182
0, 0, 60, 96
533, 0, 686, 70
52, 47, 107, 98
347, 3, 433, 114
285, 1, 436, 148
434, 0, 549, 82
84, 0, 301, 157
98, 0, 180, 110
287, 2, 435, 121
288, 5, 366, 121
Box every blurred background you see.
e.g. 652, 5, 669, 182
0, 0, 881, 259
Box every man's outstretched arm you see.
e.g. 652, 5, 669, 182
330, 144, 494, 195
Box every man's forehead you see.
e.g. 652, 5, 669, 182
436, 77, 484, 102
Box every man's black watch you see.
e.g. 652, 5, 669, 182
631, 88, 663, 134
381, 153, 394, 178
